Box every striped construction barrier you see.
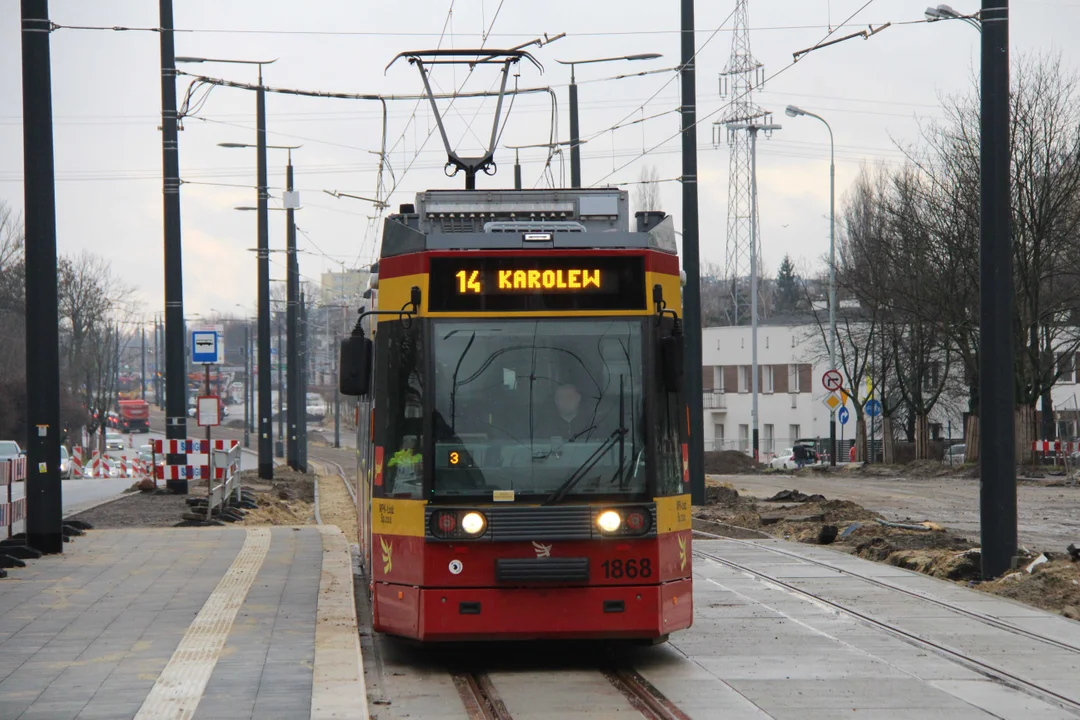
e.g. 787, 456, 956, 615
1, 458, 28, 537
1032, 440, 1077, 453
72, 447, 84, 478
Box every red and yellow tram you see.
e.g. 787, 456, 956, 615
341, 188, 692, 642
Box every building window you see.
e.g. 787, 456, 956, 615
764, 424, 774, 453
1058, 353, 1076, 384
763, 366, 774, 394
713, 423, 725, 451
739, 365, 751, 393
716, 367, 725, 393
789, 424, 801, 442
738, 424, 749, 452
788, 364, 800, 393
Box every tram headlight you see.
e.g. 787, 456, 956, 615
596, 510, 622, 533
461, 511, 486, 536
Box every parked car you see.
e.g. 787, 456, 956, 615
60, 446, 73, 479
0, 440, 22, 462
137, 444, 164, 472
105, 432, 124, 450
945, 444, 967, 464
771, 448, 799, 470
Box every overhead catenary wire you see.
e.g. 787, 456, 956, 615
588, 0, 890, 188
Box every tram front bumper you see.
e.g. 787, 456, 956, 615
373, 579, 692, 641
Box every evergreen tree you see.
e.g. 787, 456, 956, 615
773, 254, 800, 315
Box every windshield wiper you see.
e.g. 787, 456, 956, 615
542, 427, 628, 506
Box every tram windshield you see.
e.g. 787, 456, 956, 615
432, 319, 646, 500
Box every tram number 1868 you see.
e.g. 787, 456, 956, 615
600, 558, 652, 579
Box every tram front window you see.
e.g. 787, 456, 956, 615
433, 319, 646, 500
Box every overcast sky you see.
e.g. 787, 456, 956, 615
2, 0, 1077, 319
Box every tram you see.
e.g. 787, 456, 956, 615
340, 187, 692, 642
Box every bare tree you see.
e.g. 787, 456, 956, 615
634, 165, 662, 214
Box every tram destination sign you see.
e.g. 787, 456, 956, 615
428, 255, 647, 312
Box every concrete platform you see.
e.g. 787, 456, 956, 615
632, 537, 1080, 719
0, 526, 366, 720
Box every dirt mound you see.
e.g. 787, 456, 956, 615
705, 485, 741, 506
237, 466, 315, 503
240, 493, 313, 525
704, 450, 761, 474
981, 559, 1080, 618
764, 489, 826, 503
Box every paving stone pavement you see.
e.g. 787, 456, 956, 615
0, 526, 365, 720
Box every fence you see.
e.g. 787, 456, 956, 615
706, 438, 849, 464
154, 439, 244, 521
0, 458, 27, 538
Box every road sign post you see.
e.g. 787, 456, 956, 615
865, 400, 882, 464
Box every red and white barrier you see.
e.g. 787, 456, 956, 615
72, 447, 84, 478
1033, 440, 1077, 454
1, 457, 28, 537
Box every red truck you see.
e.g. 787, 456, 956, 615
117, 399, 150, 433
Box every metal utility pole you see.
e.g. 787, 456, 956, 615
333, 330, 340, 449
276, 318, 284, 458
154, 317, 161, 409
728, 122, 780, 462
256, 69, 273, 480
243, 323, 250, 448
286, 154, 300, 471
21, 0, 63, 554
141, 326, 146, 400
716, 0, 770, 326
159, 0, 188, 491
979, 0, 1016, 579
298, 290, 308, 472
680, 0, 705, 506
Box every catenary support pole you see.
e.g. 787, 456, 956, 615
21, 0, 63, 553
243, 323, 250, 449
334, 331, 340, 448
276, 319, 284, 458
681, 0, 705, 506
286, 156, 299, 470
141, 327, 146, 401
979, 0, 1017, 579
569, 67, 581, 188
160, 0, 188, 490
749, 127, 760, 462
256, 69, 273, 480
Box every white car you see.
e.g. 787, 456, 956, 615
770, 448, 799, 470
105, 432, 124, 450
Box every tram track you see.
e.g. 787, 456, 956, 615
451, 671, 513, 720
692, 532, 1080, 714
693, 522, 1080, 656
602, 667, 692, 720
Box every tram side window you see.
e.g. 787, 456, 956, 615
655, 322, 684, 497
377, 322, 425, 499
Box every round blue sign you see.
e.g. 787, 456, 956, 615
865, 399, 882, 417
838, 406, 850, 425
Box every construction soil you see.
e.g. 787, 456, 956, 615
696, 482, 1080, 621
703, 450, 762, 474
316, 473, 359, 542
67, 466, 318, 529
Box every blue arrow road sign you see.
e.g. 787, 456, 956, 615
838, 406, 850, 425
865, 399, 882, 418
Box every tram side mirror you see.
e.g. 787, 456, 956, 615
660, 334, 684, 393
340, 336, 373, 397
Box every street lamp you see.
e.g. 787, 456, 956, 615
924, 4, 982, 31
727, 121, 781, 462
786, 104, 838, 466
555, 53, 662, 187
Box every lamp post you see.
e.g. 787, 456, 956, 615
555, 53, 662, 188
926, 2, 1015, 578
177, 56, 275, 481
727, 121, 781, 463
786, 104, 837, 466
